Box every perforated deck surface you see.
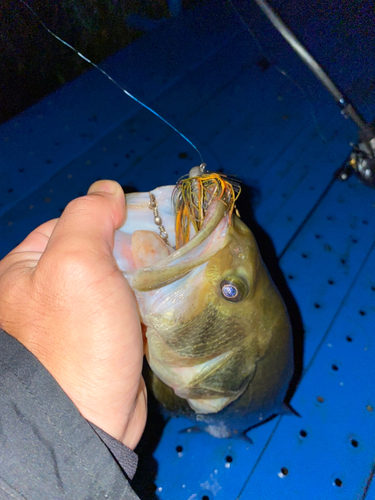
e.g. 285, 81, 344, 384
1, 1, 375, 499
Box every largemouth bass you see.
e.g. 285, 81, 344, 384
114, 169, 293, 438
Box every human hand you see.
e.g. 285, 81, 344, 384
0, 180, 146, 450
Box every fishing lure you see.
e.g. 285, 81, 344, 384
173, 165, 241, 248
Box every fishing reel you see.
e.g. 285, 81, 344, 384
336, 125, 375, 188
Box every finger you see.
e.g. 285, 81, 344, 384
8, 219, 59, 256
44, 180, 126, 260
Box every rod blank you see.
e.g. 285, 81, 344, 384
253, 0, 369, 132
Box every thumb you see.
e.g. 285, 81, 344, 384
42, 180, 126, 263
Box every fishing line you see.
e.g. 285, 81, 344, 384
227, 0, 328, 145
19, 0, 204, 164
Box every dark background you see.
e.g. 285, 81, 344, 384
0, 0, 203, 124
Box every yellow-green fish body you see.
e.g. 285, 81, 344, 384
114, 180, 293, 437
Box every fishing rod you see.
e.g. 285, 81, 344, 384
253, 0, 375, 187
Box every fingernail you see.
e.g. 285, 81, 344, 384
87, 180, 122, 196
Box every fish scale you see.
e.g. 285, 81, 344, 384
165, 304, 246, 357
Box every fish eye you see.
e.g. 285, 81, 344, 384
220, 278, 248, 302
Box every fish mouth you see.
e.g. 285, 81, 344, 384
125, 194, 231, 292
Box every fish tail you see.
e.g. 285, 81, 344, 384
279, 402, 300, 417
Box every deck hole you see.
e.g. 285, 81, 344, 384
351, 439, 359, 448
315, 234, 321, 239
46, 159, 52, 164
176, 445, 183, 453
301, 253, 308, 258
346, 336, 353, 342
340, 258, 346, 264
256, 56, 271, 71
328, 279, 334, 285
359, 310, 366, 316
334, 478, 343, 487
114, 163, 119, 167
19, 168, 25, 173
7, 188, 14, 193
371, 286, 375, 292
314, 303, 321, 309
125, 153, 130, 158
54, 142, 60, 146
178, 152, 188, 159
299, 430, 307, 438
280, 467, 289, 476
327, 215, 333, 221
317, 396, 324, 403
331, 364, 339, 371
202, 496, 209, 500
362, 220, 368, 225
286, 216, 293, 221
351, 238, 358, 243
225, 455, 233, 463
287, 275, 294, 280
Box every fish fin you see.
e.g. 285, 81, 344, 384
280, 402, 300, 417
241, 432, 254, 444
131, 230, 172, 269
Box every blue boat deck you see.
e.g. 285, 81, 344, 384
1, 1, 375, 498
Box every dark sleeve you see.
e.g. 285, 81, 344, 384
88, 422, 138, 480
0, 329, 141, 500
